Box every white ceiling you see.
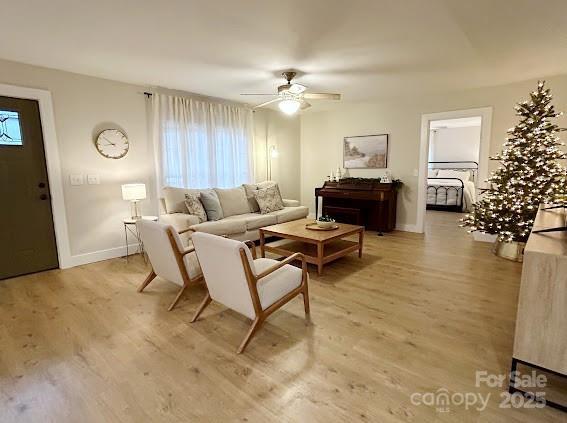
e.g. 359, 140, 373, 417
3, 0, 567, 105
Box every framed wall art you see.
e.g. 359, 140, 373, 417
343, 134, 388, 169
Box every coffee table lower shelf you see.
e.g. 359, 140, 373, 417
263, 238, 361, 275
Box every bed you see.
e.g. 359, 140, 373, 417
427, 161, 478, 212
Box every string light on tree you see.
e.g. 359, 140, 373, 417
462, 81, 567, 243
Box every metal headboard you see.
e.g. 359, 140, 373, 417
428, 161, 478, 182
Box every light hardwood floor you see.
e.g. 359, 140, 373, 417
1, 211, 565, 422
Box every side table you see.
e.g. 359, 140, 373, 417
123, 216, 158, 262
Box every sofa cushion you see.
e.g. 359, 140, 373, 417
200, 190, 224, 221
282, 199, 300, 207
268, 206, 309, 223
215, 187, 250, 217
224, 213, 277, 231
243, 181, 278, 212
254, 185, 284, 214
159, 213, 201, 231
163, 186, 201, 214
190, 219, 246, 236
184, 193, 207, 223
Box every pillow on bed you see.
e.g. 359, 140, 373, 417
428, 169, 438, 178
437, 169, 470, 182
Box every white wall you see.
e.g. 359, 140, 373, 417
0, 59, 153, 265
0, 59, 302, 267
253, 109, 300, 199
429, 126, 481, 163
300, 75, 567, 230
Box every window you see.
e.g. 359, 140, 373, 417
154, 94, 253, 189
0, 110, 23, 146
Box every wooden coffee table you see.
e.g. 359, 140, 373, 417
259, 218, 364, 275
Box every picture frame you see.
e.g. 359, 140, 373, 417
343, 134, 389, 169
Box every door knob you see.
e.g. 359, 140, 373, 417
40, 194, 48, 200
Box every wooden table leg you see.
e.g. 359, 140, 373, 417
260, 230, 265, 258
359, 229, 364, 258
317, 242, 324, 276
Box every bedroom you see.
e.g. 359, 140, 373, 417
426, 115, 482, 222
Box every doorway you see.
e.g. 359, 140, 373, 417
0, 96, 59, 279
417, 107, 492, 233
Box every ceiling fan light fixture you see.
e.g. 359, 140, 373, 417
278, 99, 300, 115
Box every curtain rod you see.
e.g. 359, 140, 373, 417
141, 90, 256, 111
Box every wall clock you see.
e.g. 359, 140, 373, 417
95, 129, 129, 159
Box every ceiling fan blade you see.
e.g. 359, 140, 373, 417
288, 83, 307, 94
303, 93, 341, 100
300, 100, 311, 110
240, 93, 278, 96
254, 98, 282, 108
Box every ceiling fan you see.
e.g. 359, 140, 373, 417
240, 71, 341, 115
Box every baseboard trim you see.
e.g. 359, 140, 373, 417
395, 224, 420, 233
64, 244, 140, 268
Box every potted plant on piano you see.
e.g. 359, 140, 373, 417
462, 81, 567, 262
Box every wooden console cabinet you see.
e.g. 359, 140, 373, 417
510, 205, 567, 411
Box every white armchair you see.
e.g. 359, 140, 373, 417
191, 232, 310, 353
136, 220, 202, 311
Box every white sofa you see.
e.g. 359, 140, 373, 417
159, 183, 309, 242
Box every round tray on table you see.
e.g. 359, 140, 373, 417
305, 222, 339, 231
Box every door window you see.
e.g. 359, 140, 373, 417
0, 110, 23, 146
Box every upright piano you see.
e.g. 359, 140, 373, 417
315, 178, 398, 233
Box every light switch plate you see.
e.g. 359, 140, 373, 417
413, 169, 419, 177
87, 174, 100, 185
70, 174, 84, 186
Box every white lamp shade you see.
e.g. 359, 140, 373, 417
122, 183, 146, 201
270, 145, 279, 158
278, 99, 300, 115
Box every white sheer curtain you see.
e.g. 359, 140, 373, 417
151, 93, 254, 189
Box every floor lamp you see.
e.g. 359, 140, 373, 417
267, 145, 278, 180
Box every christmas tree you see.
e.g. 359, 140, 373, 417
462, 81, 567, 243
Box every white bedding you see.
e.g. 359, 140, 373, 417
427, 178, 476, 212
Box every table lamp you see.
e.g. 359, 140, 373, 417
121, 183, 146, 219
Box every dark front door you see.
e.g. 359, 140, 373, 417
0, 96, 58, 279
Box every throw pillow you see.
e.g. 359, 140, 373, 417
437, 169, 470, 182
253, 185, 284, 214
243, 183, 260, 212
162, 186, 201, 214
184, 193, 207, 223
243, 181, 278, 212
199, 190, 224, 221
214, 187, 250, 217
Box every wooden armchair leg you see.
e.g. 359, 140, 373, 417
168, 284, 188, 311
302, 271, 310, 315
237, 317, 263, 354
302, 290, 310, 315
138, 270, 156, 293
191, 293, 212, 323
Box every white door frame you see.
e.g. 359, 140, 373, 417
416, 106, 493, 233
0, 83, 72, 268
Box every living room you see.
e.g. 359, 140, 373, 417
1, 1, 567, 421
